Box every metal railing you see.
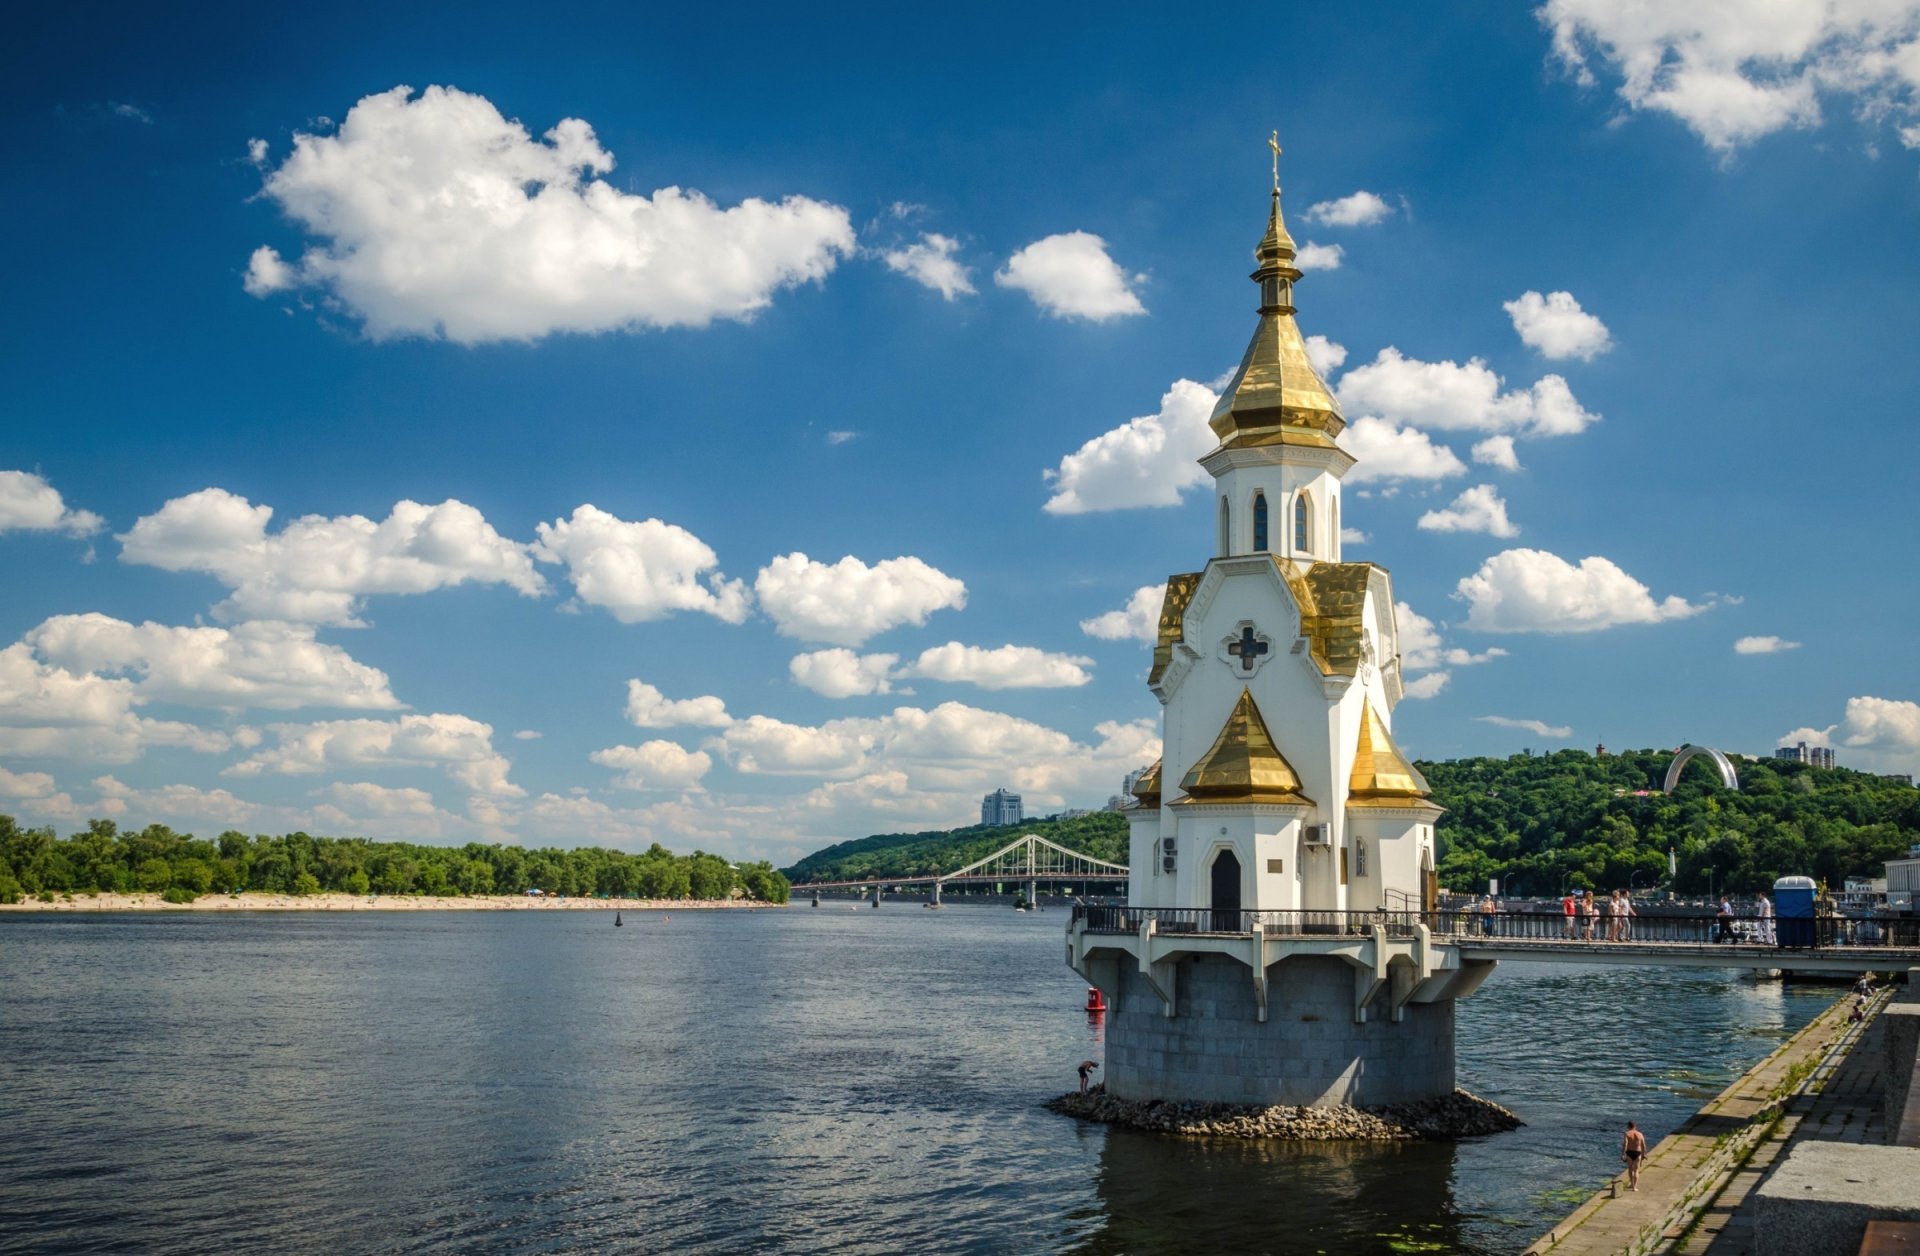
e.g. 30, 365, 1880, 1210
1073, 904, 1920, 951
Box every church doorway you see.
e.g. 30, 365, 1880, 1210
1210, 849, 1242, 932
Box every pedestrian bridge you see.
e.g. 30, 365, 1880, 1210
1073, 905, 1920, 979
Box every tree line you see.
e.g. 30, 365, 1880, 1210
0, 816, 791, 905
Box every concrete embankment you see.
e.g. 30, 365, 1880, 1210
1525, 972, 1912, 1256
1045, 1085, 1521, 1140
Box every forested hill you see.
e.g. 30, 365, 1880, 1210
781, 811, 1127, 883
1425, 748, 1918, 895
781, 749, 1919, 893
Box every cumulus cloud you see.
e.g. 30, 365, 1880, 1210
1081, 584, 1165, 643
1402, 673, 1452, 700
789, 649, 898, 699
1340, 527, 1370, 544
624, 678, 732, 728
754, 552, 966, 645
244, 85, 854, 342
1418, 484, 1521, 537
1735, 635, 1802, 655
1472, 435, 1522, 471
1504, 290, 1613, 361
1042, 379, 1218, 514
1304, 191, 1394, 227
0, 767, 79, 819
0, 643, 243, 763
1339, 417, 1469, 484
1780, 697, 1920, 773
229, 712, 522, 797
92, 776, 259, 827
1541, 0, 1920, 154
1305, 335, 1349, 378
534, 505, 748, 625
1393, 601, 1507, 700
1294, 242, 1344, 271
25, 614, 398, 711
881, 233, 974, 300
1337, 348, 1599, 437
591, 740, 713, 791
1455, 548, 1705, 633
1478, 714, 1574, 739
905, 643, 1093, 690
0, 470, 104, 537
994, 231, 1146, 321
121, 488, 545, 626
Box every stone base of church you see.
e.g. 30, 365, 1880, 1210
1102, 952, 1457, 1107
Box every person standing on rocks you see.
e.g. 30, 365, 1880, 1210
1077, 1060, 1099, 1094
1622, 1121, 1647, 1190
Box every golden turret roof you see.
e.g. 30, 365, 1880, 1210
1130, 759, 1162, 808
1207, 186, 1346, 450
1177, 689, 1311, 805
1347, 702, 1432, 806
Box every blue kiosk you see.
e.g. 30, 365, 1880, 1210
1774, 875, 1817, 948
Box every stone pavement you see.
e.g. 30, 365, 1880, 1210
1524, 989, 1876, 1256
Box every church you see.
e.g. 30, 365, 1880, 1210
1066, 148, 1492, 1108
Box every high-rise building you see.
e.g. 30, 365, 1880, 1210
980, 788, 1023, 827
1775, 742, 1835, 769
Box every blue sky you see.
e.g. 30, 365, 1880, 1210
4, 2, 1918, 864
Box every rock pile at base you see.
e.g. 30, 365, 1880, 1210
1044, 1085, 1522, 1141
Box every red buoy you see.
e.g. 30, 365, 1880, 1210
1085, 986, 1107, 1013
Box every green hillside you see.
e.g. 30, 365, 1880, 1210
781, 749, 1918, 894
1424, 748, 1918, 895
781, 811, 1127, 883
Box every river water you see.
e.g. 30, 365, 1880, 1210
0, 905, 1835, 1254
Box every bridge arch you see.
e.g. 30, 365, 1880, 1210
1663, 744, 1740, 794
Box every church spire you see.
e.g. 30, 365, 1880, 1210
1206, 134, 1345, 451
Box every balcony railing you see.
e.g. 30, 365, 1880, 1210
1072, 904, 1920, 950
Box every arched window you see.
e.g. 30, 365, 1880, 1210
1252, 492, 1268, 552
1218, 497, 1230, 556
1293, 491, 1312, 552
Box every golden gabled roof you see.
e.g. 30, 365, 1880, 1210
1147, 572, 1202, 688
1177, 689, 1311, 804
1348, 702, 1431, 806
1275, 559, 1375, 678
1208, 191, 1346, 450
1130, 758, 1162, 808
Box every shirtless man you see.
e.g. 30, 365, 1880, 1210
1622, 1121, 1647, 1190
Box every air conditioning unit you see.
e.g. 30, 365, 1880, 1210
1303, 823, 1331, 847
1161, 838, 1177, 854
1161, 855, 1177, 874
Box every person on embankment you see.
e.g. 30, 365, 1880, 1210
1621, 1121, 1647, 1191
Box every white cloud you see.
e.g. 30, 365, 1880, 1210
316, 780, 443, 819
1042, 379, 1218, 514
1402, 673, 1452, 700
1472, 435, 1523, 471
1304, 191, 1394, 227
1340, 527, 1370, 544
905, 642, 1093, 690
242, 245, 296, 297
1781, 697, 1920, 773
0, 642, 241, 764
0, 470, 104, 537
1339, 417, 1469, 484
122, 488, 546, 626
229, 712, 522, 797
1337, 348, 1599, 437
110, 102, 153, 125
994, 231, 1146, 321
92, 776, 259, 827
245, 85, 854, 342
534, 505, 748, 625
1505, 290, 1613, 361
1294, 242, 1344, 271
789, 649, 898, 698
513, 729, 543, 740
1418, 484, 1521, 537
1456, 548, 1705, 633
1305, 334, 1349, 378
1393, 601, 1507, 700
753, 552, 966, 645
25, 614, 398, 711
1735, 635, 1802, 655
881, 232, 975, 300
591, 740, 713, 791
826, 430, 857, 446
0, 767, 78, 818
1081, 584, 1164, 643
1478, 714, 1574, 739
625, 678, 732, 728
1541, 0, 1920, 154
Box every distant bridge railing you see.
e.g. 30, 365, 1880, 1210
1074, 904, 1920, 951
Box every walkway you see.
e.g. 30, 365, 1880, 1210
1522, 989, 1881, 1256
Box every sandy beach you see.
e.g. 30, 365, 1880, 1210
0, 892, 775, 913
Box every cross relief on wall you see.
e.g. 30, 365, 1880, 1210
1218, 622, 1275, 676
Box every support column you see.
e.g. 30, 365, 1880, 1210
931, 880, 943, 907
872, 885, 881, 908
1028, 879, 1038, 911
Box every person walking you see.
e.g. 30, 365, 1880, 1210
1757, 893, 1775, 945
1562, 889, 1578, 939
1603, 890, 1619, 942
1580, 889, 1597, 940
1716, 895, 1735, 943
1480, 894, 1497, 937
1622, 1121, 1647, 1190
1619, 890, 1636, 942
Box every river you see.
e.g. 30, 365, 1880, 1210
0, 904, 1835, 1254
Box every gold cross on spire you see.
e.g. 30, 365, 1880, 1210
1268, 130, 1281, 192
